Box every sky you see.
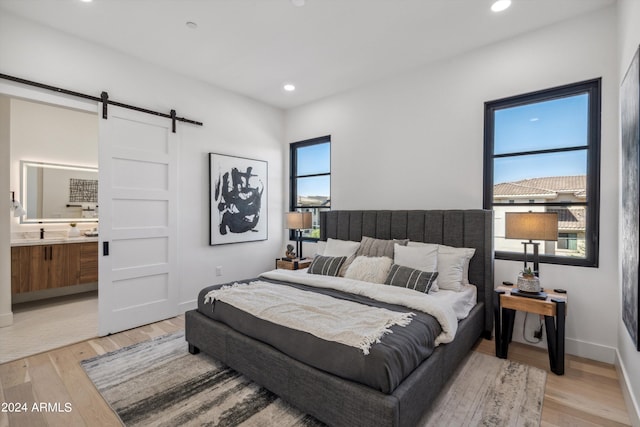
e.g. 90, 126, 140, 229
296, 142, 330, 198
493, 93, 589, 184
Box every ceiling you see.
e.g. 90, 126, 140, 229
0, 0, 614, 110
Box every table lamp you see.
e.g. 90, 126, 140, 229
505, 211, 558, 277
286, 211, 312, 259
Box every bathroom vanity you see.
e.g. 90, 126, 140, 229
10, 238, 98, 294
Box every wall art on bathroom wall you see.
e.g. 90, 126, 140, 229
621, 45, 640, 351
209, 153, 268, 245
69, 178, 98, 203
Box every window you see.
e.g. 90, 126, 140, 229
483, 79, 601, 267
558, 233, 578, 251
290, 136, 331, 240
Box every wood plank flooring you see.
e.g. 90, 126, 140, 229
475, 339, 632, 426
0, 318, 632, 427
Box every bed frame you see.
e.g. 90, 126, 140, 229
185, 209, 493, 427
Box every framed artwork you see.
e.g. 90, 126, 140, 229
621, 45, 640, 351
209, 153, 268, 245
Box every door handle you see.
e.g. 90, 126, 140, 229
103, 241, 109, 256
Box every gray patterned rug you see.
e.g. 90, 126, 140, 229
81, 331, 546, 427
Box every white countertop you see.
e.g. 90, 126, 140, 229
11, 236, 99, 247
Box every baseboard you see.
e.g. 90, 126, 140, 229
513, 335, 617, 364
565, 338, 617, 364
616, 349, 640, 427
178, 299, 197, 313
0, 310, 14, 328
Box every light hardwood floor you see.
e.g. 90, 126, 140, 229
475, 339, 632, 426
0, 318, 632, 427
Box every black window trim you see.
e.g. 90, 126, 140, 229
483, 78, 601, 268
289, 135, 331, 242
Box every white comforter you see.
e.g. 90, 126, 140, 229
204, 281, 415, 354
260, 269, 458, 345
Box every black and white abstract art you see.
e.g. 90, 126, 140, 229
69, 178, 98, 203
209, 153, 267, 245
621, 45, 640, 351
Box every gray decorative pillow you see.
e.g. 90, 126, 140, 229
385, 264, 439, 294
307, 255, 347, 277
356, 236, 409, 259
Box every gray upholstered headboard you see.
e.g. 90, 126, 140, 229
320, 210, 494, 336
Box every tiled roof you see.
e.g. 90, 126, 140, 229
548, 207, 586, 231
494, 176, 586, 199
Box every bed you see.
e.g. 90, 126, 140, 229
185, 209, 493, 427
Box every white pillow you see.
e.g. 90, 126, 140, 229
408, 241, 476, 285
394, 244, 438, 270
436, 252, 466, 291
393, 244, 439, 291
323, 238, 360, 258
344, 256, 392, 284
438, 245, 476, 285
313, 241, 327, 257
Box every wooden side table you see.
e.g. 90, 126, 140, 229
275, 259, 312, 270
494, 285, 568, 375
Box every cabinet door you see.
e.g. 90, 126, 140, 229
61, 244, 81, 287
48, 244, 66, 289
11, 246, 31, 294
29, 245, 51, 291
79, 242, 98, 283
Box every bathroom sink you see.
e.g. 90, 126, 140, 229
11, 236, 66, 244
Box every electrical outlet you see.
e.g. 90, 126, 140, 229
215, 266, 223, 276
534, 326, 543, 339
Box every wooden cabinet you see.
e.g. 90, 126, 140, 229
79, 242, 99, 283
11, 242, 98, 294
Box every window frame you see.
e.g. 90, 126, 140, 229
483, 78, 601, 268
289, 135, 331, 242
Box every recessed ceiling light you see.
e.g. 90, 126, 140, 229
491, 0, 511, 12
283, 84, 296, 92
291, 0, 306, 6
80, 0, 93, 3
186, 21, 198, 29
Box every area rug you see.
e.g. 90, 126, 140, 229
81, 331, 546, 427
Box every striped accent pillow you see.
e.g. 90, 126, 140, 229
307, 255, 347, 277
385, 264, 439, 294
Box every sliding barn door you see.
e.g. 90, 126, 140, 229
98, 105, 178, 336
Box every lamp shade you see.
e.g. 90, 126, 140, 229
285, 211, 312, 230
505, 212, 558, 241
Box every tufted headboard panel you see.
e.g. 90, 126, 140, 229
320, 209, 494, 336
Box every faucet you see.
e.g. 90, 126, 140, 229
40, 228, 45, 239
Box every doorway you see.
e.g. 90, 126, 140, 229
1, 92, 99, 363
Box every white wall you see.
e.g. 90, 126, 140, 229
286, 7, 619, 363
617, 0, 640, 424
9, 98, 99, 232
0, 96, 12, 327
0, 12, 285, 314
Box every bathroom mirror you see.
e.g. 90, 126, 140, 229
20, 161, 99, 224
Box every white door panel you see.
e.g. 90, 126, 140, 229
98, 105, 178, 336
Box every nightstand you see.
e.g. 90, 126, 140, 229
275, 258, 312, 270
494, 285, 567, 375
